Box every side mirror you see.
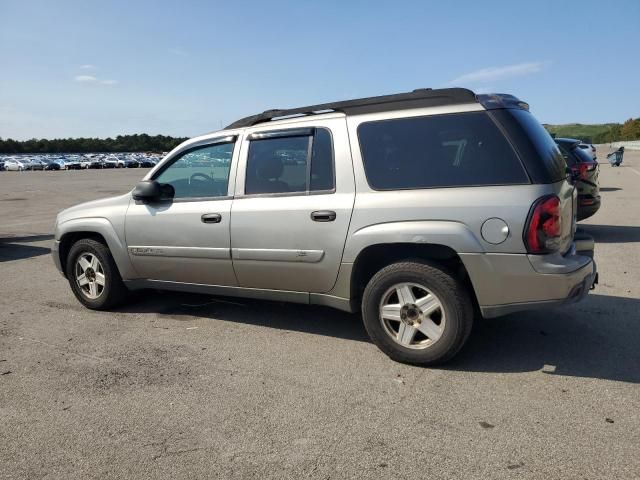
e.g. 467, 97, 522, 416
132, 180, 173, 202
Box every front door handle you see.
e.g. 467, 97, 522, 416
201, 213, 222, 224
311, 210, 336, 222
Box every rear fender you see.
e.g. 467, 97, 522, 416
342, 221, 485, 263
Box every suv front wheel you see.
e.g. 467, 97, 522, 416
362, 261, 474, 365
65, 238, 128, 310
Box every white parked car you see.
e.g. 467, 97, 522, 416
3, 159, 26, 171
103, 155, 124, 168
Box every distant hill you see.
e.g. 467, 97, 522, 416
545, 119, 640, 144
544, 123, 617, 142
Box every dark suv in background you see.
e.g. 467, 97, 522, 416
555, 138, 600, 220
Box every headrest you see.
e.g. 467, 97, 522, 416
256, 156, 284, 180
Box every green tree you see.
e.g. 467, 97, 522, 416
620, 118, 640, 141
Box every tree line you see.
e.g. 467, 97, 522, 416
546, 118, 640, 144
0, 134, 189, 154
592, 118, 640, 144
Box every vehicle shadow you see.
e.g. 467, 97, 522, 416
447, 294, 640, 384
0, 234, 53, 262
119, 290, 639, 383
0, 234, 54, 243
578, 224, 640, 243
118, 290, 369, 342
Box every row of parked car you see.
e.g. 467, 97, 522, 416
0, 153, 164, 172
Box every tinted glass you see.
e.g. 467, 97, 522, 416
358, 111, 528, 190
573, 147, 594, 163
506, 109, 566, 182
245, 129, 334, 195
246, 136, 309, 194
310, 128, 334, 191
555, 142, 576, 167
155, 142, 233, 198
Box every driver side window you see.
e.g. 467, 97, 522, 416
154, 142, 234, 199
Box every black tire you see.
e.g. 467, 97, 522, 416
65, 238, 128, 310
361, 261, 474, 366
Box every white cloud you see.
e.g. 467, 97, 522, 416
74, 75, 118, 86
80, 64, 96, 70
74, 75, 98, 83
168, 47, 188, 56
474, 86, 496, 94
449, 62, 546, 85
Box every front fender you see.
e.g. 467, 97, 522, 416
342, 220, 485, 263
55, 217, 137, 279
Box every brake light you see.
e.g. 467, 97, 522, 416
571, 162, 597, 180
525, 195, 562, 254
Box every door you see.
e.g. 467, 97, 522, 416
230, 119, 355, 293
125, 137, 238, 286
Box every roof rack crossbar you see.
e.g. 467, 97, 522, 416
225, 87, 477, 129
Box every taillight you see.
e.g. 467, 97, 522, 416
571, 162, 597, 180
525, 195, 562, 254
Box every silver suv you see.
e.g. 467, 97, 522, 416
52, 88, 597, 365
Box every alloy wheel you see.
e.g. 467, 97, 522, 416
75, 253, 106, 299
379, 282, 446, 349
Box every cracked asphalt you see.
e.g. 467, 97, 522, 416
1, 149, 639, 479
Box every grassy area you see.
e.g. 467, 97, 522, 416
544, 123, 619, 142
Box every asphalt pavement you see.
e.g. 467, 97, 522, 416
1, 151, 639, 479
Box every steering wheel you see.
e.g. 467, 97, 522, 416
189, 172, 213, 184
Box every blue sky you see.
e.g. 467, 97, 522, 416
1, 0, 638, 140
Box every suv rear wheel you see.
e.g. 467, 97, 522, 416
361, 261, 473, 365
65, 238, 128, 310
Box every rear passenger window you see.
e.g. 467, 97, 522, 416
358, 112, 529, 190
245, 128, 334, 195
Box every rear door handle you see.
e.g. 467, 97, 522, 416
311, 210, 336, 222
201, 213, 222, 224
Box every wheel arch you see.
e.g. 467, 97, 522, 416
339, 221, 485, 311
56, 218, 136, 279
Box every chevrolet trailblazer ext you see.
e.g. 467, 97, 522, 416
53, 88, 597, 365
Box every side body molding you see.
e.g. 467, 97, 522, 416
342, 220, 485, 263
55, 217, 137, 279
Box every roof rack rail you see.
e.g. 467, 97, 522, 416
225, 87, 477, 129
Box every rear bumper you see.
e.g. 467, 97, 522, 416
460, 238, 597, 319
479, 258, 597, 318
577, 195, 601, 221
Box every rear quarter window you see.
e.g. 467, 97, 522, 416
357, 111, 529, 190
491, 108, 567, 183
